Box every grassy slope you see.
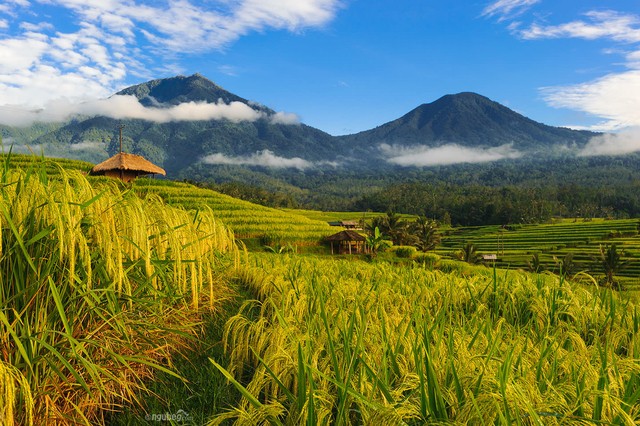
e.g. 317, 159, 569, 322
0, 154, 338, 246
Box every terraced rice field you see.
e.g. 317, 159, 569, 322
438, 218, 640, 289
132, 179, 337, 244
0, 154, 338, 245
0, 153, 93, 174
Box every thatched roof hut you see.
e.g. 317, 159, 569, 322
326, 230, 368, 255
89, 153, 166, 183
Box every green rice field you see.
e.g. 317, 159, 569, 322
437, 218, 640, 289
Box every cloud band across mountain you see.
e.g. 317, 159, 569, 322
201, 150, 330, 170
0, 95, 299, 126
379, 143, 522, 166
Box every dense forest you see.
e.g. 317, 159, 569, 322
204, 155, 640, 226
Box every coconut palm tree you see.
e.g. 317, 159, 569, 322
412, 216, 440, 252
554, 252, 578, 279
596, 243, 627, 289
527, 253, 544, 273
456, 242, 482, 264
366, 212, 415, 246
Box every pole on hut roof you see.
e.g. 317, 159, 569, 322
118, 124, 125, 154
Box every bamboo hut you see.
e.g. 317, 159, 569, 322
89, 152, 166, 183
326, 230, 368, 255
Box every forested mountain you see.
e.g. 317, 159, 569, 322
22, 74, 339, 174
338, 92, 597, 153
2, 74, 599, 173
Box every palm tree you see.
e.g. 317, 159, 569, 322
384, 211, 411, 245
527, 253, 544, 273
596, 243, 627, 289
456, 242, 482, 264
554, 252, 578, 278
412, 216, 440, 252
366, 212, 415, 246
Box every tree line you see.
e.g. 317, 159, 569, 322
354, 182, 640, 226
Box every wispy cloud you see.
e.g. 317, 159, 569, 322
380, 143, 522, 167
218, 65, 239, 77
0, 95, 300, 126
482, 0, 540, 21
518, 11, 640, 131
542, 70, 640, 132
518, 11, 640, 42
201, 150, 314, 170
579, 128, 640, 157
69, 140, 106, 151
42, 0, 341, 53
491, 7, 640, 132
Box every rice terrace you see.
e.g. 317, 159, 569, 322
0, 152, 638, 425
2, 1, 640, 425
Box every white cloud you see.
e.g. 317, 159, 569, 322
380, 143, 522, 166
519, 11, 640, 43
230, 0, 340, 35
0, 19, 8, 29
0, 0, 342, 115
542, 69, 640, 132
69, 140, 106, 151
46, 0, 341, 53
218, 65, 239, 77
0, 33, 50, 73
498, 9, 640, 131
0, 95, 299, 126
579, 128, 640, 157
0, 1, 30, 16
270, 111, 300, 125
482, 0, 540, 20
201, 150, 313, 170
19, 21, 54, 32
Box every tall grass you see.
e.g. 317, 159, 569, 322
0, 162, 239, 425
212, 255, 640, 425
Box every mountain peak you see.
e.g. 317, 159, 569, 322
116, 74, 255, 108
423, 92, 499, 109
340, 92, 596, 151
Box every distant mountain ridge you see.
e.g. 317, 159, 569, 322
338, 92, 597, 154
2, 74, 600, 176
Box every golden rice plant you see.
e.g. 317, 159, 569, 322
0, 162, 239, 425
212, 255, 640, 425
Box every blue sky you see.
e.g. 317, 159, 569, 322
0, 0, 639, 136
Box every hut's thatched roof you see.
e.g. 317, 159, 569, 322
90, 153, 166, 176
326, 230, 366, 242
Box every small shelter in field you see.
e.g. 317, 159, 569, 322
89, 152, 166, 183
326, 230, 367, 255
89, 124, 166, 183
